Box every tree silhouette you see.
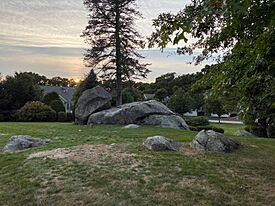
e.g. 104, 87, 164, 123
82, 0, 150, 105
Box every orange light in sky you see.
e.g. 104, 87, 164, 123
74, 78, 80, 83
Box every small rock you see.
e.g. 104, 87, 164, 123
143, 136, 182, 151
191, 130, 242, 153
3, 135, 52, 153
234, 130, 255, 137
123, 124, 140, 129
110, 143, 119, 149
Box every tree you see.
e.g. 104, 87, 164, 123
154, 88, 168, 102
82, 0, 150, 106
122, 87, 143, 104
48, 77, 70, 87
168, 88, 193, 114
204, 97, 227, 124
43, 92, 60, 105
149, 0, 275, 137
21, 72, 49, 85
49, 99, 65, 113
0, 72, 42, 111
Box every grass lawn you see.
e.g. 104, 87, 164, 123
0, 122, 275, 206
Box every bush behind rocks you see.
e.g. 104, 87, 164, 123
184, 116, 209, 126
189, 125, 224, 133
16, 101, 56, 122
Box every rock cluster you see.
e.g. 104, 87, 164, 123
74, 86, 189, 130
3, 135, 52, 153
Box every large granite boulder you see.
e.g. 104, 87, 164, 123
141, 114, 189, 130
87, 100, 174, 125
143, 136, 182, 151
3, 135, 52, 153
75, 86, 112, 124
191, 130, 242, 153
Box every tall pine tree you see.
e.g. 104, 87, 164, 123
82, 0, 150, 106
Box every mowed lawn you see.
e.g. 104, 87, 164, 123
0, 122, 275, 206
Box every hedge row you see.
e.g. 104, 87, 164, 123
1, 102, 73, 122
189, 125, 225, 133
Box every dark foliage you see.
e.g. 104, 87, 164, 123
0, 72, 42, 111
16, 101, 56, 122
82, 0, 150, 105
43, 92, 60, 105
50, 99, 65, 113
184, 116, 209, 127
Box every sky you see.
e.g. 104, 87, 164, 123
0, 0, 207, 82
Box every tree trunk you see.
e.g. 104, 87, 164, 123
218, 115, 221, 124
115, 0, 122, 106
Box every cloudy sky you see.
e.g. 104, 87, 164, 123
0, 0, 206, 81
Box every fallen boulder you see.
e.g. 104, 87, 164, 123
75, 86, 112, 124
143, 136, 182, 151
141, 114, 189, 130
3, 135, 52, 153
191, 130, 242, 153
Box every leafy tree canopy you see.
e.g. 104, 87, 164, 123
149, 0, 275, 137
0, 72, 42, 110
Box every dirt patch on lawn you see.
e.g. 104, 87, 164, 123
29, 144, 141, 167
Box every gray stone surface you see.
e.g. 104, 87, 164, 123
234, 130, 255, 137
143, 136, 182, 151
88, 100, 174, 125
123, 124, 140, 129
75, 86, 112, 124
191, 130, 242, 153
88, 100, 189, 130
3, 135, 52, 153
141, 114, 189, 130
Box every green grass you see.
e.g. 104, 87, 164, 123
0, 122, 275, 206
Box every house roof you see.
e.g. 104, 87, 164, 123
40, 85, 76, 103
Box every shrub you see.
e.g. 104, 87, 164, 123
267, 123, 275, 138
49, 99, 65, 113
185, 116, 209, 126
66, 112, 73, 122
16, 101, 56, 122
43, 92, 60, 105
189, 126, 198, 131
57, 112, 67, 122
0, 114, 5, 122
190, 126, 225, 133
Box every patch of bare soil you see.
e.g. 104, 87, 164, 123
28, 144, 142, 168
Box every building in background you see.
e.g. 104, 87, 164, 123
40, 86, 75, 113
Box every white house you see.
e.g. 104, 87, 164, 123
40, 86, 76, 113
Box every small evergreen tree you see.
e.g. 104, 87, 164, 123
43, 92, 60, 105
50, 99, 65, 113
